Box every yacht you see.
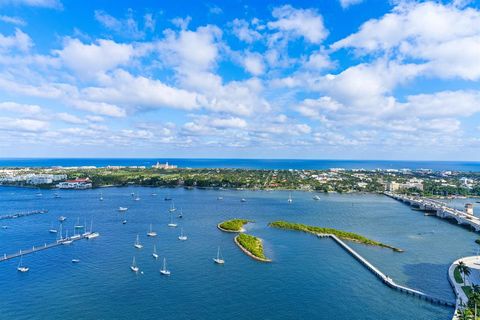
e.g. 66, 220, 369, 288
217, 196, 223, 200
58, 216, 67, 222
164, 195, 172, 201
313, 195, 321, 200
178, 228, 187, 241
17, 255, 29, 272
86, 231, 99, 239
119, 207, 128, 212
178, 209, 183, 219
213, 247, 225, 264
169, 201, 176, 212
152, 245, 159, 259
71, 259, 80, 263
151, 193, 157, 196
36, 189, 42, 197
74, 217, 84, 229
288, 193, 293, 203
167, 214, 177, 228
49, 222, 58, 234
122, 219, 127, 224
54, 193, 61, 199
147, 224, 157, 237
134, 193, 140, 201
62, 230, 73, 245
240, 198, 247, 202
134, 235, 143, 249
159, 258, 170, 276
130, 256, 139, 273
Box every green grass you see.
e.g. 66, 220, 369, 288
454, 266, 464, 284
269, 221, 403, 252
218, 219, 252, 232
236, 233, 267, 260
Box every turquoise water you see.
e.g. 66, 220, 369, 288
0, 187, 477, 319
1, 158, 480, 171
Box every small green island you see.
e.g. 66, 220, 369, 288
269, 221, 403, 252
234, 233, 271, 262
217, 219, 252, 232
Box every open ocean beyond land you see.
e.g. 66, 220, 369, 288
1, 158, 480, 171
0, 186, 477, 319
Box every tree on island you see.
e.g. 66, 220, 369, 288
458, 261, 472, 284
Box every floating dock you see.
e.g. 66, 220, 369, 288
0, 210, 48, 220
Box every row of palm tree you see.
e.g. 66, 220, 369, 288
457, 261, 476, 320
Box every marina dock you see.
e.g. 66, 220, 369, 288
0, 232, 98, 263
0, 209, 48, 221
317, 233, 455, 308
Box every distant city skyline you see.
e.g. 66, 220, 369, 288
0, 0, 479, 160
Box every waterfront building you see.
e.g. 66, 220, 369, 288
56, 178, 92, 189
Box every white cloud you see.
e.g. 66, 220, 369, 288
268, 5, 328, 44
243, 52, 265, 76
55, 38, 134, 78
0, 117, 48, 132
56, 112, 87, 124
339, 0, 363, 9
0, 15, 26, 26
1, 0, 62, 9
94, 10, 145, 39
231, 19, 262, 43
0, 101, 42, 114
0, 28, 32, 52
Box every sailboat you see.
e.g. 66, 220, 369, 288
178, 208, 183, 218
134, 193, 140, 201
122, 214, 127, 224
217, 196, 223, 200
36, 188, 42, 197
74, 217, 84, 229
86, 219, 99, 239
134, 235, 143, 249
17, 255, 29, 272
54, 192, 60, 198
213, 246, 225, 264
62, 229, 73, 245
164, 194, 172, 201
49, 222, 58, 234
178, 228, 187, 241
147, 224, 157, 237
130, 256, 139, 273
99, 192, 103, 201
159, 258, 170, 275
152, 245, 159, 259
240, 198, 247, 202
167, 214, 177, 228
288, 193, 293, 203
169, 201, 176, 212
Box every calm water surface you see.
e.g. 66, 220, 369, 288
0, 187, 476, 319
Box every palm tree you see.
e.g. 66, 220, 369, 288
473, 284, 480, 293
458, 261, 472, 284
457, 308, 474, 320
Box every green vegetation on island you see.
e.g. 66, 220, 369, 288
218, 219, 252, 232
235, 233, 270, 262
269, 221, 403, 252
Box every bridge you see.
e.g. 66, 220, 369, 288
384, 192, 480, 231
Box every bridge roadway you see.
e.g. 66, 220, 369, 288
384, 192, 480, 231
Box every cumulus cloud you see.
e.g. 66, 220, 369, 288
0, 28, 32, 52
0, 0, 62, 9
0, 15, 26, 26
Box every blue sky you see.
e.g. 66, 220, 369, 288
0, 0, 479, 160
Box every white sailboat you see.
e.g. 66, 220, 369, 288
288, 193, 293, 203
17, 255, 29, 272
49, 222, 58, 234
178, 208, 183, 218
118, 207, 128, 212
167, 214, 177, 228
134, 193, 140, 201
159, 257, 170, 275
99, 192, 103, 201
36, 188, 42, 197
213, 246, 225, 264
134, 235, 143, 249
130, 256, 139, 273
178, 228, 187, 241
74, 217, 84, 229
62, 229, 73, 245
169, 201, 176, 212
152, 244, 159, 259
86, 220, 99, 239
147, 224, 157, 237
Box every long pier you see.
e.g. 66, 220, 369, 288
0, 232, 98, 263
317, 233, 455, 308
384, 192, 480, 231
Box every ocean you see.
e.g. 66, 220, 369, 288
1, 158, 480, 171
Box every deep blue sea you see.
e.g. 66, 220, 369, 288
1, 158, 480, 171
0, 186, 477, 319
